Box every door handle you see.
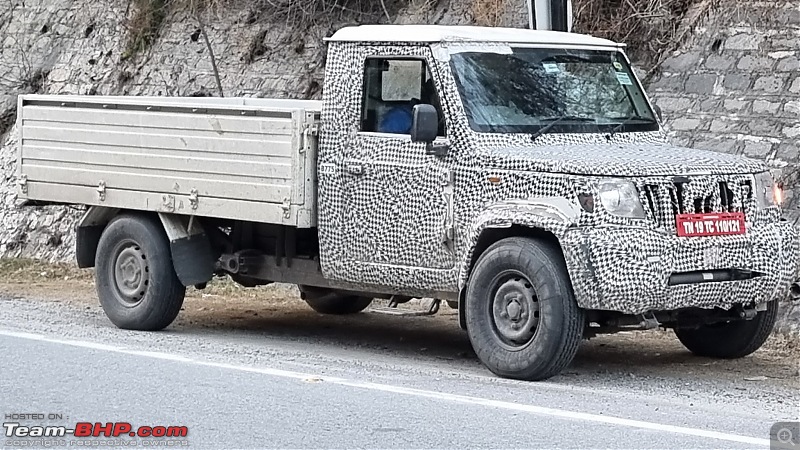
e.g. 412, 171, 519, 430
346, 163, 364, 175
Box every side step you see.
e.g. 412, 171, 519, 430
370, 297, 441, 316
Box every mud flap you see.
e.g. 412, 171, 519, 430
458, 292, 467, 330
76, 206, 120, 268
76, 225, 103, 268
158, 213, 214, 287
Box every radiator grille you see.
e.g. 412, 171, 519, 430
640, 176, 753, 231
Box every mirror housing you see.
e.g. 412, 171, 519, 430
410, 104, 438, 143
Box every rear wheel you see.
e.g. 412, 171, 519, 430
299, 286, 373, 315
465, 237, 585, 381
95, 213, 185, 331
674, 301, 777, 358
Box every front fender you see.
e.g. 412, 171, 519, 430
458, 197, 582, 290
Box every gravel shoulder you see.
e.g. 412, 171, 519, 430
0, 258, 798, 418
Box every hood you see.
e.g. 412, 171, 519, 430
481, 142, 767, 177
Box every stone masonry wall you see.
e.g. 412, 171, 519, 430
650, 1, 800, 209
649, 1, 800, 332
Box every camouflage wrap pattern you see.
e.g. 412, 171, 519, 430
316, 41, 799, 313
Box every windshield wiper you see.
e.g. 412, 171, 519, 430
605, 115, 656, 140
531, 115, 595, 141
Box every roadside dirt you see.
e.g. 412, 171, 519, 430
1, 258, 798, 390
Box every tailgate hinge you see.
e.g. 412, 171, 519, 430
301, 122, 318, 154
281, 198, 291, 219
97, 181, 106, 201
189, 189, 199, 210
17, 175, 28, 194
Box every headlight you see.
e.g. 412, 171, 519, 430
598, 179, 646, 218
754, 171, 782, 207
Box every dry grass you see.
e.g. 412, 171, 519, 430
0, 257, 292, 302
122, 0, 168, 60
119, 0, 707, 74
243, 0, 404, 29
0, 258, 91, 283
0, 106, 16, 137
406, 0, 438, 15
466, 0, 707, 73
171, 0, 231, 15
121, 0, 418, 61
121, 0, 234, 61
470, 0, 506, 27
572, 0, 711, 73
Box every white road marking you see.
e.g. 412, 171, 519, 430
0, 328, 770, 447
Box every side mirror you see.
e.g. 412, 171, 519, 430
654, 104, 663, 122
410, 104, 438, 144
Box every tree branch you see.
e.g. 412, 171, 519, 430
199, 25, 224, 97
379, 0, 391, 22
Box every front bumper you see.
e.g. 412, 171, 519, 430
561, 220, 800, 314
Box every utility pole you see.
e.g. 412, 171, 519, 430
527, 0, 573, 32
527, 0, 535, 29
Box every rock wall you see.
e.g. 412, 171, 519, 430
648, 0, 800, 332
0, 0, 798, 331
0, 0, 528, 261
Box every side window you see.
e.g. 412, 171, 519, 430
361, 57, 445, 136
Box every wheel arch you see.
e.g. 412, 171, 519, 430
456, 198, 581, 330
79, 207, 215, 287
457, 225, 566, 330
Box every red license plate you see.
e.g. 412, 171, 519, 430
676, 212, 746, 237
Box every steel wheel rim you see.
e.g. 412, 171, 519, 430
111, 240, 149, 307
489, 270, 540, 349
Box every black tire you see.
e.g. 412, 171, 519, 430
95, 213, 186, 331
299, 287, 373, 315
674, 300, 778, 358
465, 237, 585, 381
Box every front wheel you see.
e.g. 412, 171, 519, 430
465, 237, 585, 381
95, 213, 186, 331
674, 300, 778, 358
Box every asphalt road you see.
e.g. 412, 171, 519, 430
0, 296, 796, 449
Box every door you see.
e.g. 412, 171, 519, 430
339, 56, 454, 272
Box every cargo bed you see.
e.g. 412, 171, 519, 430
16, 95, 321, 227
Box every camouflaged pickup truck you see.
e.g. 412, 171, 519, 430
16, 25, 800, 381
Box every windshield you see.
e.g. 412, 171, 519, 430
449, 47, 659, 134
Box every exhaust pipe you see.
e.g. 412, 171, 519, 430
790, 282, 800, 300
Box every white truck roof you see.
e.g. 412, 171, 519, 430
326, 25, 623, 48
